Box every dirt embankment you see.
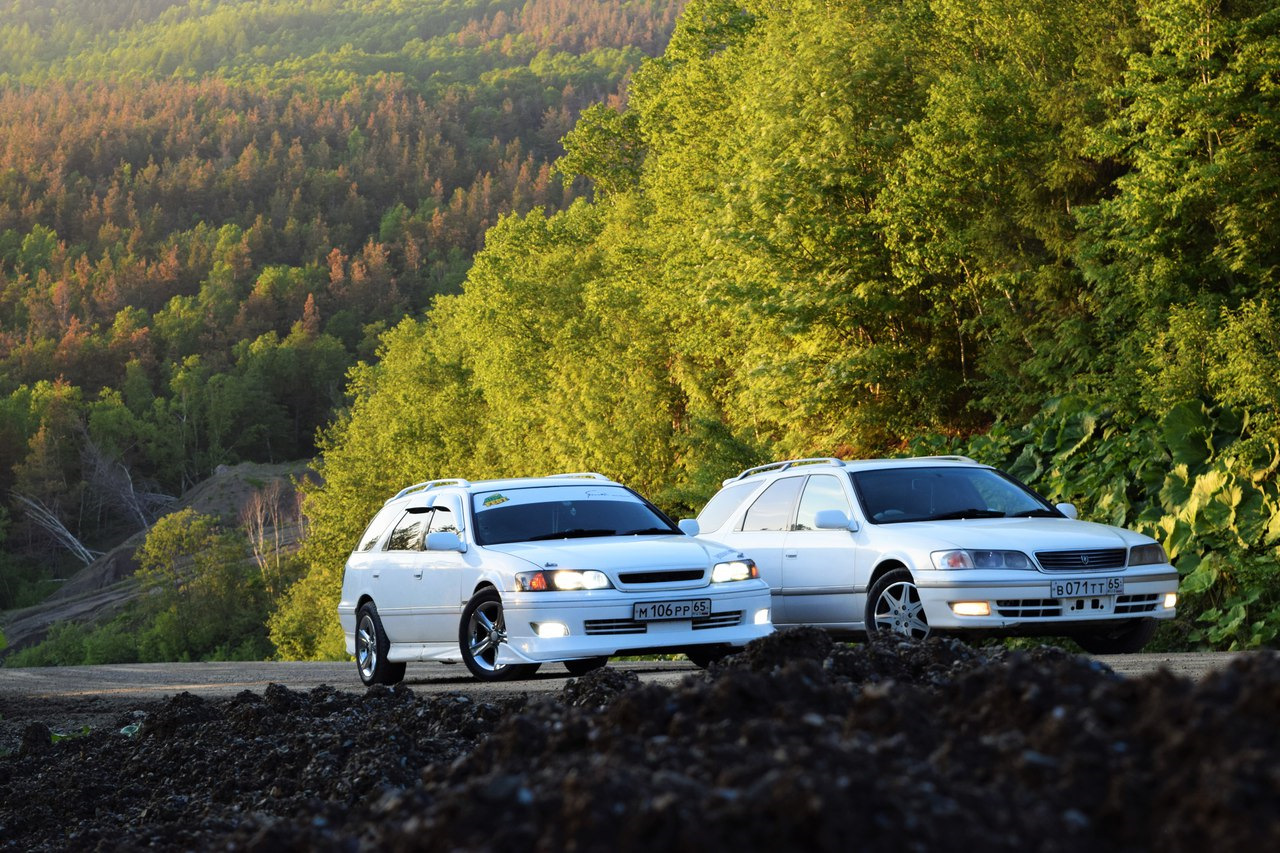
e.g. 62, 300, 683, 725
2, 630, 1278, 851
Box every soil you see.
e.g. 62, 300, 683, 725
1, 629, 1277, 851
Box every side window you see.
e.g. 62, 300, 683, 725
741, 477, 804, 532
428, 505, 460, 535
357, 505, 401, 552
695, 481, 760, 533
386, 511, 427, 551
793, 475, 851, 530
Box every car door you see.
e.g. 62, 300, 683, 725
380, 508, 432, 642
720, 476, 804, 623
417, 497, 470, 642
781, 474, 861, 628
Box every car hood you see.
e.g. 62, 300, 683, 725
880, 517, 1150, 552
486, 535, 739, 572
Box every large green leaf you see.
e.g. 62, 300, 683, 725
1162, 400, 1215, 469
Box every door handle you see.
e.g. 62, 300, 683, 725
414, 570, 423, 579
784, 551, 798, 558
372, 571, 380, 579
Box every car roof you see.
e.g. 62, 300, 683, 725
385, 472, 623, 504
721, 456, 988, 487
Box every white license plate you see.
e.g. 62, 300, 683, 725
1050, 577, 1124, 597
633, 599, 711, 621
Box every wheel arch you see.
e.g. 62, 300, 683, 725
867, 559, 911, 593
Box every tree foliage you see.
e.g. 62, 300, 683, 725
284, 0, 1280, 655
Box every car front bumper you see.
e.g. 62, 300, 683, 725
914, 566, 1180, 630
495, 583, 775, 665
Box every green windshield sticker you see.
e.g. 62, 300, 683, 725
483, 493, 509, 507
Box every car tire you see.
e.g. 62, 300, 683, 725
1072, 619, 1158, 654
865, 568, 930, 640
563, 656, 609, 676
355, 602, 407, 686
684, 645, 731, 669
459, 588, 540, 681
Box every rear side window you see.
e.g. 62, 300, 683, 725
741, 477, 804, 531
696, 482, 761, 533
357, 505, 402, 552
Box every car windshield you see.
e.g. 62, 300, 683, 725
850, 466, 1058, 524
471, 485, 679, 546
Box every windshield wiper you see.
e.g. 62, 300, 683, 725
524, 528, 617, 541
1007, 508, 1059, 518
929, 509, 1007, 521
620, 527, 676, 536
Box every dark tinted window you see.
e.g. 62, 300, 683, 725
741, 477, 803, 531
794, 475, 850, 530
696, 481, 761, 532
386, 512, 426, 550
472, 486, 678, 546
851, 466, 1056, 524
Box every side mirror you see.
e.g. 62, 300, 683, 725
1056, 503, 1078, 520
814, 509, 859, 532
425, 531, 466, 552
678, 518, 700, 536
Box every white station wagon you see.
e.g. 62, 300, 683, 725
682, 456, 1180, 654
338, 473, 773, 683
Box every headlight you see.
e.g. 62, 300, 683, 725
515, 570, 613, 591
931, 549, 1033, 570
711, 559, 759, 583
1129, 543, 1168, 566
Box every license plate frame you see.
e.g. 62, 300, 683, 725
633, 598, 712, 621
1050, 577, 1124, 598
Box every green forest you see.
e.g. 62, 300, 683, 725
4, 0, 1280, 663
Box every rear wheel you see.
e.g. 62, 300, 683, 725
563, 656, 609, 676
355, 602, 406, 686
1073, 619, 1157, 654
459, 588, 540, 682
865, 568, 930, 640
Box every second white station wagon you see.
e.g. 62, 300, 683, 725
683, 456, 1179, 653
339, 473, 773, 684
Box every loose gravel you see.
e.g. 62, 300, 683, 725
1, 629, 1278, 851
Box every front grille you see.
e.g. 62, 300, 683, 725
617, 569, 705, 584
584, 618, 647, 636
693, 611, 742, 630
1035, 548, 1127, 571
583, 610, 742, 636
996, 599, 1062, 618
1116, 594, 1159, 614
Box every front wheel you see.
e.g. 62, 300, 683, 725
865, 568, 930, 640
355, 602, 406, 686
1073, 619, 1157, 654
459, 588, 540, 682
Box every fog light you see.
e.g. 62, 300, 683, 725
534, 622, 569, 639
754, 608, 771, 625
1163, 593, 1178, 610
951, 601, 991, 617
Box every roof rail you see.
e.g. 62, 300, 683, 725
547, 472, 613, 482
906, 455, 978, 464
388, 478, 472, 502
724, 457, 845, 486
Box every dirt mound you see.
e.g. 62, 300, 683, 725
2, 631, 1278, 851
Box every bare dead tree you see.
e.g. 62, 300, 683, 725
240, 480, 299, 601
80, 437, 175, 532
11, 492, 103, 566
